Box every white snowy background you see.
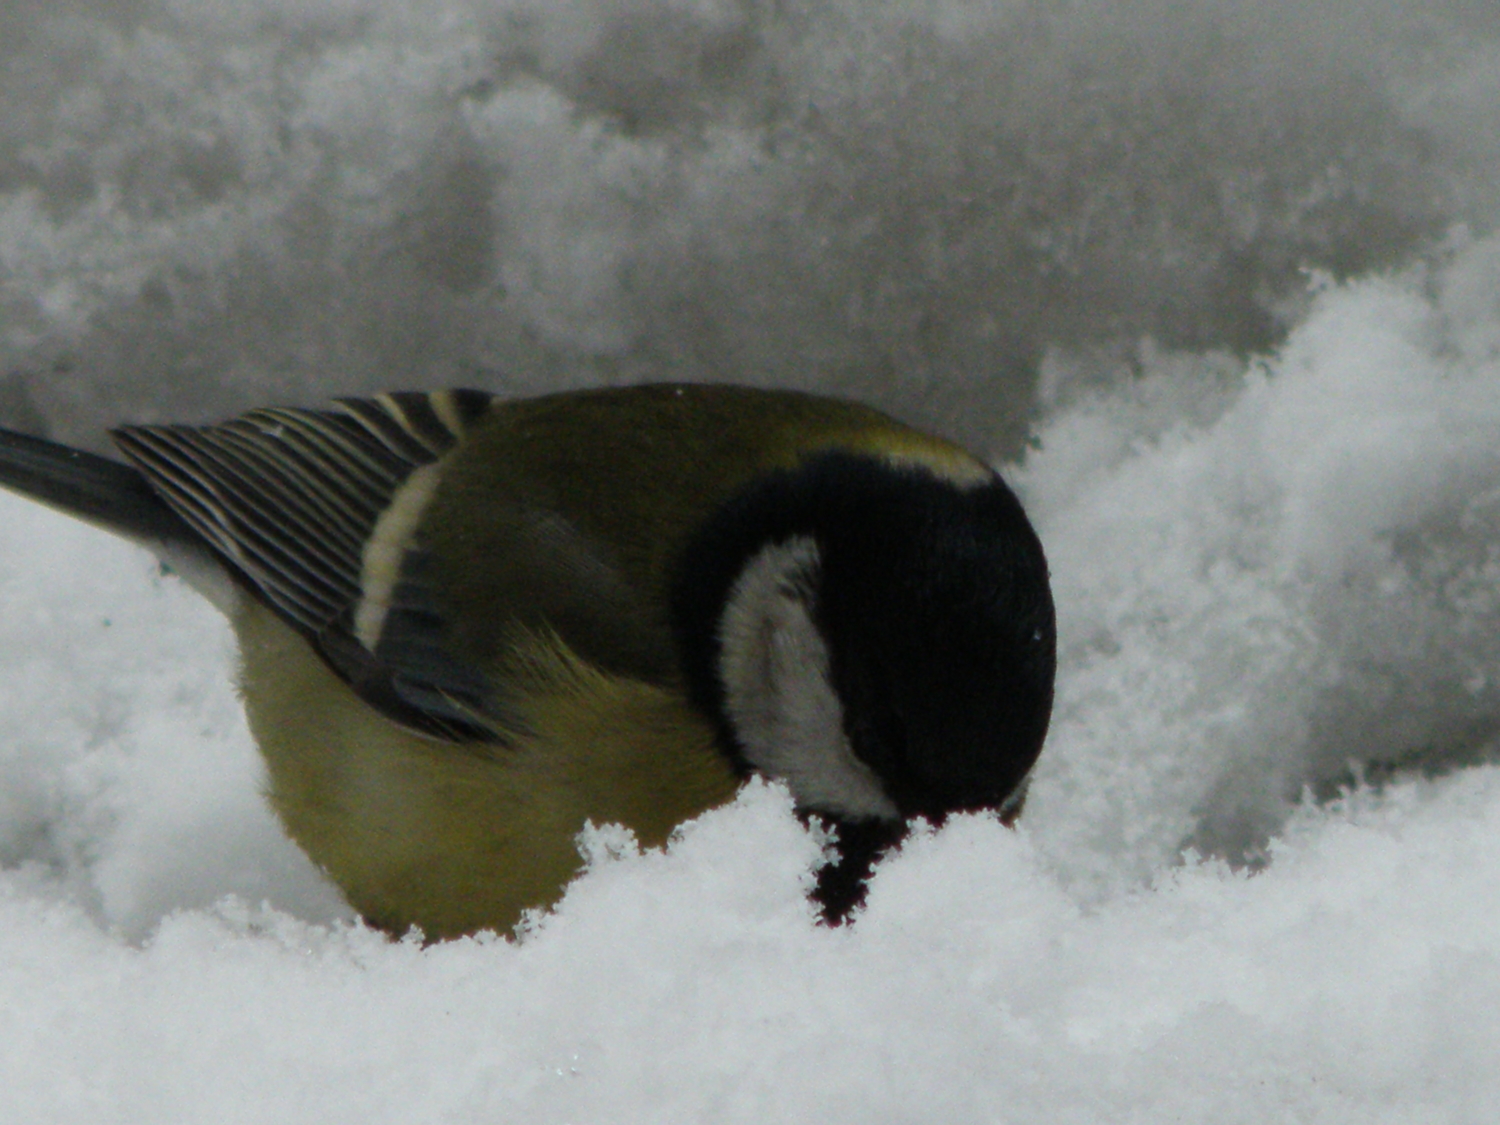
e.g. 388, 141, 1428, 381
3, 0, 1500, 1120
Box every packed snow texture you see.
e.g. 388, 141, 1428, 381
3, 0, 1500, 1121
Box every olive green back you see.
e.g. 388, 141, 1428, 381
421, 384, 990, 688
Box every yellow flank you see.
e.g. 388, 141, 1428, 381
233, 599, 739, 940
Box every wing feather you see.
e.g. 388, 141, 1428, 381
112, 391, 509, 742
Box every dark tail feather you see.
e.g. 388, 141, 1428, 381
0, 427, 197, 549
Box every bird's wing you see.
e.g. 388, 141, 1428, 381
111, 390, 511, 743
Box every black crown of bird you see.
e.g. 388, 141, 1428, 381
0, 384, 1055, 939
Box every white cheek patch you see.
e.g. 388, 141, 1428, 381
717, 537, 899, 822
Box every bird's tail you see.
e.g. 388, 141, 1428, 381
0, 425, 242, 610
0, 426, 195, 550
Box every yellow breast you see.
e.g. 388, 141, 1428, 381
233, 599, 738, 939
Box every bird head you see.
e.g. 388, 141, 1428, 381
672, 451, 1056, 918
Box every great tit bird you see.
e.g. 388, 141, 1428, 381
0, 384, 1055, 938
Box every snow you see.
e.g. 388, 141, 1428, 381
3, 0, 1500, 1120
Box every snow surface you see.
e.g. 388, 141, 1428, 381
3, 0, 1500, 1121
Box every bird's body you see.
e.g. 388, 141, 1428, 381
0, 384, 1055, 939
